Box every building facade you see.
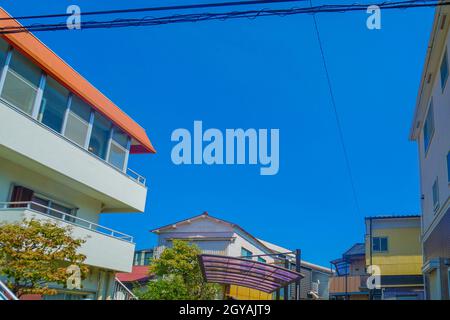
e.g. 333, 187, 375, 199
0, 8, 155, 299
365, 216, 424, 300
329, 243, 369, 300
151, 212, 332, 300
410, 3, 450, 300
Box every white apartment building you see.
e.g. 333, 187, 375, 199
0, 8, 155, 299
410, 3, 450, 300
151, 212, 332, 300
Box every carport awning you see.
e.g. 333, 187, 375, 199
198, 254, 303, 293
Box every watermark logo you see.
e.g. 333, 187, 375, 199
366, 5, 381, 30
66, 5, 81, 30
171, 121, 279, 175
366, 265, 381, 289
66, 264, 81, 290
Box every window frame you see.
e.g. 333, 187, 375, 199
372, 236, 388, 253
241, 247, 253, 259
441, 48, 449, 91
423, 100, 435, 155
432, 177, 440, 212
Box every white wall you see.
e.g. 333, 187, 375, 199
0, 101, 147, 212
0, 155, 101, 223
0, 209, 135, 273
155, 216, 275, 263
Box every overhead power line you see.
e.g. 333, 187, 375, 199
0, 0, 445, 34
0, 0, 310, 21
308, 0, 361, 213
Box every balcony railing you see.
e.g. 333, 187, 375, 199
0, 279, 18, 301
0, 201, 133, 243
112, 277, 138, 300
329, 275, 369, 294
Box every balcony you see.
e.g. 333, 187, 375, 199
0, 201, 135, 273
0, 100, 147, 212
329, 275, 369, 295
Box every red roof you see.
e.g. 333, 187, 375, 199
0, 8, 156, 154
116, 266, 151, 283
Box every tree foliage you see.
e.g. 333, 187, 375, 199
138, 240, 220, 300
0, 219, 88, 297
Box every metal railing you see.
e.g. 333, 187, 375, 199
0, 201, 133, 243
0, 279, 18, 300
112, 277, 138, 300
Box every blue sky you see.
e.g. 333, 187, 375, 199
4, 1, 434, 266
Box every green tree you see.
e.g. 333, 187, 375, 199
138, 240, 220, 300
0, 219, 88, 298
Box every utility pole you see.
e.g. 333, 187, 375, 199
295, 249, 301, 300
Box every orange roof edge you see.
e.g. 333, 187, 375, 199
0, 7, 156, 154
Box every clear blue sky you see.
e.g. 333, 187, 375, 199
3, 1, 434, 266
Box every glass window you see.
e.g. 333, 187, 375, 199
108, 142, 127, 170
372, 237, 387, 252
63, 96, 91, 147
241, 247, 253, 259
88, 113, 111, 159
380, 237, 388, 252
423, 101, 435, 153
30, 195, 49, 214
144, 252, 152, 265
0, 38, 9, 73
107, 128, 129, 170
257, 257, 266, 263
432, 178, 439, 211
112, 127, 128, 148
441, 49, 449, 90
38, 76, 69, 132
1, 50, 41, 115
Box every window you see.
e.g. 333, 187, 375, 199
31, 194, 76, 223
372, 237, 388, 252
257, 257, 266, 263
63, 95, 92, 147
432, 178, 440, 211
447, 152, 450, 183
1, 50, 42, 115
88, 112, 111, 159
38, 76, 70, 132
441, 49, 449, 90
241, 247, 253, 259
0, 38, 8, 73
107, 127, 129, 170
423, 101, 435, 153
144, 251, 153, 265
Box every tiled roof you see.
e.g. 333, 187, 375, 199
116, 266, 151, 283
